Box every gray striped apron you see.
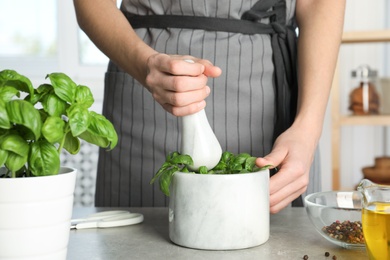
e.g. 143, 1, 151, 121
95, 0, 321, 207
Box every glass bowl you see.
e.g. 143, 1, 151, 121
304, 191, 365, 249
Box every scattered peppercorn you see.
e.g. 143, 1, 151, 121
322, 220, 365, 244
325, 252, 330, 257
332, 255, 337, 260
303, 255, 309, 260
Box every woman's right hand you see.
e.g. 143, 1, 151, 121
144, 53, 222, 116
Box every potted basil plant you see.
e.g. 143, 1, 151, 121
151, 151, 271, 250
0, 69, 117, 260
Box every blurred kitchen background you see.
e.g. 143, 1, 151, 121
0, 0, 389, 206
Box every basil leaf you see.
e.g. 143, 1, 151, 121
78, 129, 109, 148
47, 72, 76, 103
221, 151, 233, 162
0, 134, 29, 157
150, 162, 171, 184
169, 154, 193, 165
43, 93, 67, 117
166, 151, 180, 161
0, 148, 8, 167
82, 111, 118, 149
37, 83, 53, 94
42, 116, 65, 143
29, 140, 60, 176
244, 157, 257, 171
63, 132, 81, 155
199, 166, 208, 174
0, 86, 19, 102
75, 85, 94, 108
6, 100, 42, 140
67, 104, 90, 136
0, 70, 34, 97
159, 166, 178, 197
5, 152, 28, 173
0, 99, 10, 129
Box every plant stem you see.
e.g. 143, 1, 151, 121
11, 171, 15, 178
57, 125, 70, 154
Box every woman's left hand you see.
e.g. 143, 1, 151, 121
256, 125, 318, 214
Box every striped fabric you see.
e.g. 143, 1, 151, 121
95, 0, 320, 207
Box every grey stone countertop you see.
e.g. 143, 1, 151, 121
67, 207, 368, 260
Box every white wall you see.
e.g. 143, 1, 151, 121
320, 0, 390, 191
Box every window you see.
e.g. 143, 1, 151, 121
0, 0, 108, 80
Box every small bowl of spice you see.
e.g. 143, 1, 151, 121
304, 191, 365, 249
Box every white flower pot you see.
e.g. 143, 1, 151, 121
169, 170, 270, 250
0, 167, 77, 260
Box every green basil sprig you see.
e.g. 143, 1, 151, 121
0, 70, 118, 178
151, 151, 271, 196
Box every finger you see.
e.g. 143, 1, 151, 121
196, 59, 222, 78
256, 146, 287, 169
270, 187, 307, 214
164, 86, 211, 107
268, 159, 305, 195
164, 57, 206, 76
148, 54, 206, 76
269, 172, 308, 202
162, 100, 207, 117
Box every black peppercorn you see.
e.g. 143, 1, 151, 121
332, 255, 337, 260
325, 252, 330, 257
303, 255, 309, 260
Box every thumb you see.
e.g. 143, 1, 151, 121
197, 60, 222, 78
256, 147, 287, 169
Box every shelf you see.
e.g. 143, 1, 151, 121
331, 29, 390, 190
338, 115, 390, 125
342, 30, 390, 44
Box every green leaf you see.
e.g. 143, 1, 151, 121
244, 157, 257, 171
0, 70, 34, 97
47, 72, 76, 103
63, 132, 81, 155
37, 83, 53, 94
29, 140, 60, 176
181, 167, 190, 173
150, 162, 171, 184
43, 93, 67, 116
159, 167, 178, 197
67, 104, 90, 136
75, 85, 94, 108
235, 153, 251, 164
0, 99, 10, 129
6, 100, 42, 140
0, 86, 20, 102
78, 129, 109, 148
212, 161, 226, 171
169, 154, 193, 165
258, 164, 272, 170
199, 166, 208, 174
5, 152, 28, 173
0, 134, 29, 157
82, 111, 118, 150
167, 151, 179, 160
221, 151, 233, 162
0, 148, 8, 167
42, 116, 65, 143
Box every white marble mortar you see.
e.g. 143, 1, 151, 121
169, 170, 270, 250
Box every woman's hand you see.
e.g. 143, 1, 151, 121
145, 54, 222, 116
256, 125, 318, 214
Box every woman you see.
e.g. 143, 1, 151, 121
73, 0, 345, 213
